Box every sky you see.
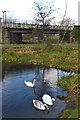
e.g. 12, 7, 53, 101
0, 0, 79, 24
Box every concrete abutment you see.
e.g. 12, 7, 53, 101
0, 22, 74, 44
0, 18, 2, 43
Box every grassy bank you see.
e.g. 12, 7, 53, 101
57, 74, 80, 118
2, 43, 79, 118
2, 43, 79, 72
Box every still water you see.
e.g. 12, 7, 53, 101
2, 64, 74, 118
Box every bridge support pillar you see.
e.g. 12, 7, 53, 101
32, 28, 43, 43
0, 18, 2, 44
2, 28, 11, 44
59, 32, 70, 43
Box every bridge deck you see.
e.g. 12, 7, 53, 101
2, 22, 74, 31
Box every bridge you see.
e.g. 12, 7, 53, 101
0, 19, 74, 44
2, 22, 73, 30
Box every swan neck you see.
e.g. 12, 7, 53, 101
33, 79, 36, 84
44, 104, 49, 110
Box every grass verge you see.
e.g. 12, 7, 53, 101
2, 43, 79, 72
57, 74, 80, 119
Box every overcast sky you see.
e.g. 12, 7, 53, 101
0, 0, 79, 24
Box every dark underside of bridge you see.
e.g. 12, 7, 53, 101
2, 27, 71, 44
9, 28, 32, 44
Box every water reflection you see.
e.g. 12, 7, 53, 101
2, 64, 74, 118
43, 68, 59, 85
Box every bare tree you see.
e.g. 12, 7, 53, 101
33, 0, 56, 26
59, 18, 76, 43
57, 1, 68, 44
59, 17, 76, 26
32, 0, 56, 42
57, 1, 76, 44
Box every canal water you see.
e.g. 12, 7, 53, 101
2, 64, 74, 118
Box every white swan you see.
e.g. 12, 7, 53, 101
33, 99, 49, 110
24, 79, 36, 87
42, 94, 55, 106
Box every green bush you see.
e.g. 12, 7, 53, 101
72, 26, 80, 40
